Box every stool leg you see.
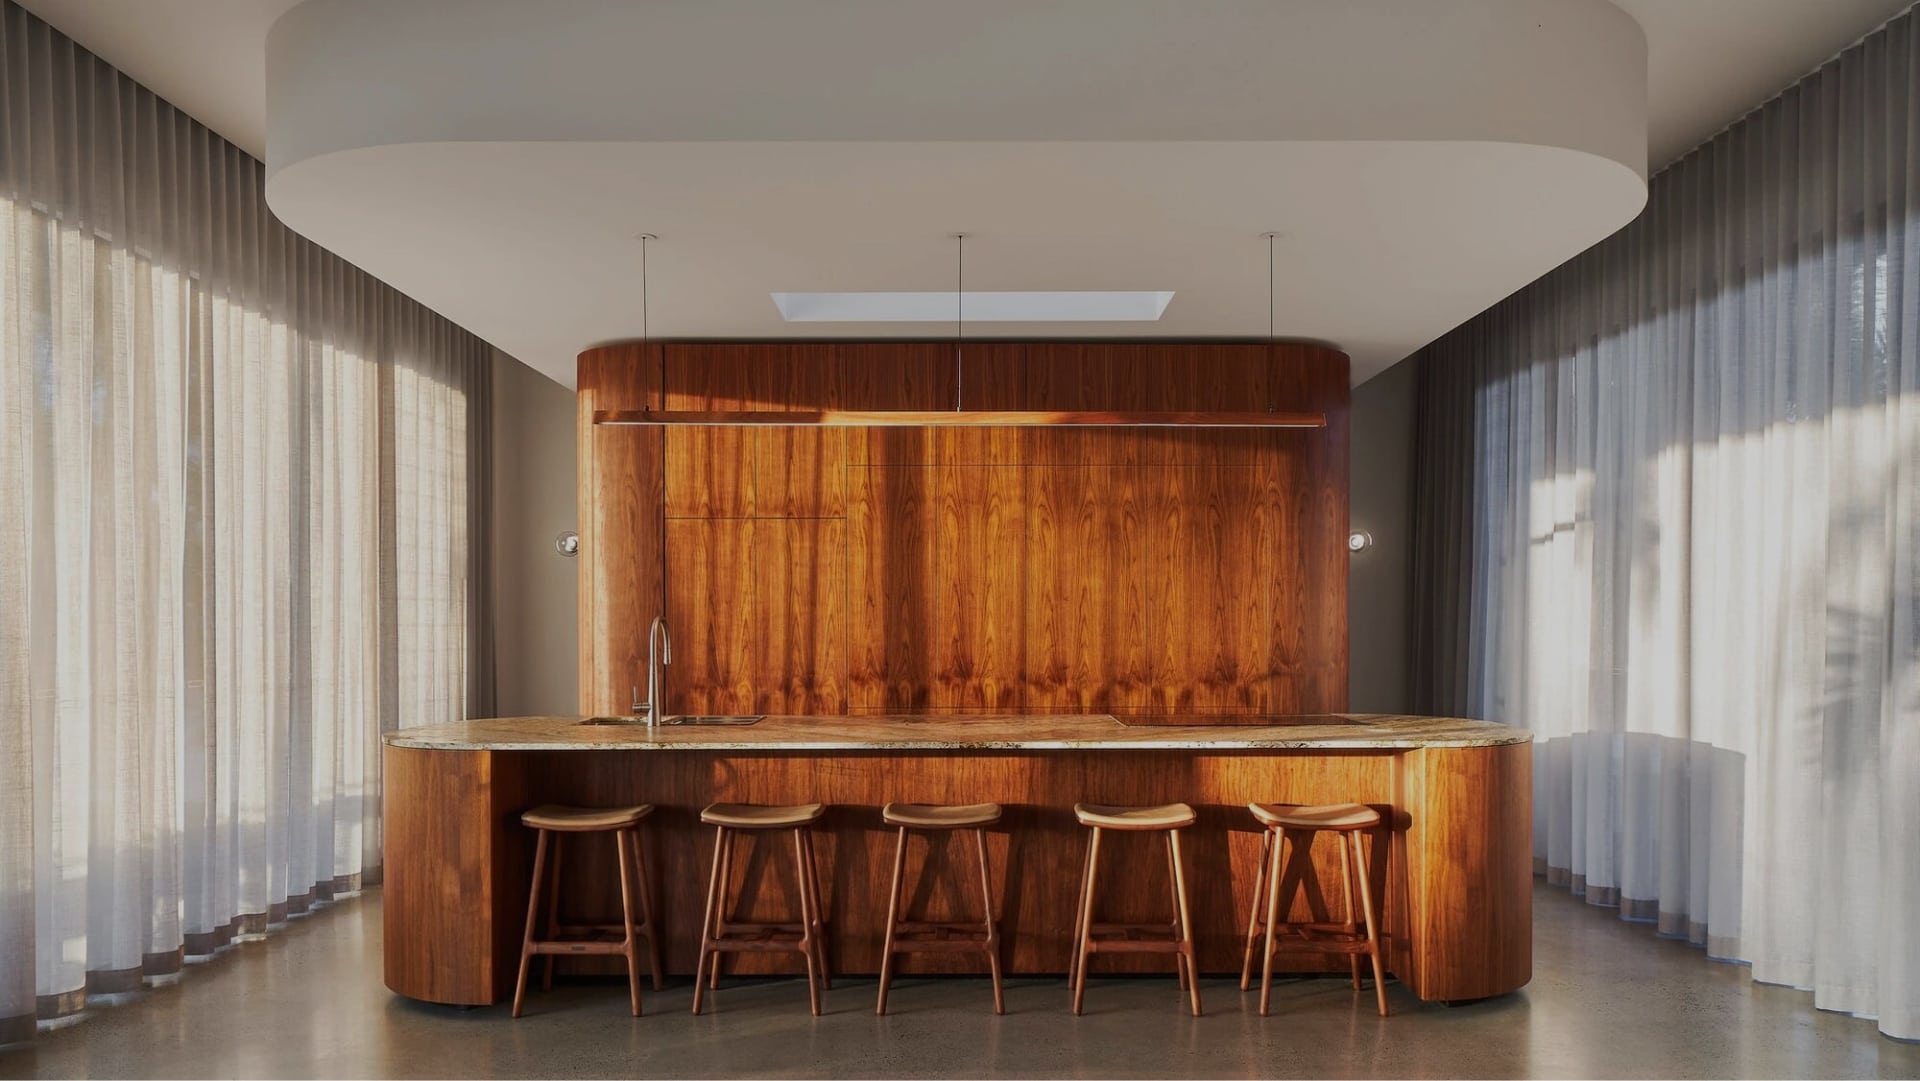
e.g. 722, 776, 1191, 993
1355, 830, 1389, 1017
973, 826, 1006, 1016
511, 829, 550, 1018
692, 825, 728, 1015
1068, 835, 1091, 986
1165, 834, 1188, 992
876, 825, 910, 1015
1258, 828, 1286, 1017
1072, 826, 1103, 1016
630, 827, 666, 992
1169, 827, 1202, 1017
542, 833, 564, 991
709, 829, 736, 989
1339, 831, 1362, 990
1240, 828, 1272, 991
614, 829, 644, 1017
792, 828, 823, 1016
801, 828, 832, 990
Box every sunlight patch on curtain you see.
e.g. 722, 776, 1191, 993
1410, 6, 1920, 1040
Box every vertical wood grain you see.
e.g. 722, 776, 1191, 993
1267, 344, 1350, 712
495, 747, 1420, 984
848, 466, 936, 711
382, 745, 531, 1005
663, 344, 755, 518
576, 345, 662, 716
664, 518, 757, 713
753, 344, 847, 517
1021, 343, 1154, 466
1398, 743, 1533, 1000
1023, 466, 1150, 712
842, 343, 953, 466
933, 465, 1025, 711
1262, 437, 1308, 711
1147, 343, 1273, 466
934, 343, 1025, 467
387, 741, 1531, 1004
580, 340, 1351, 720
752, 519, 848, 714
1144, 465, 1270, 712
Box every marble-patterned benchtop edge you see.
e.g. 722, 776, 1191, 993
384, 713, 1530, 751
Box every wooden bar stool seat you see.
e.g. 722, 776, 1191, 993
693, 801, 831, 1015
521, 804, 654, 831
1250, 802, 1380, 831
700, 802, 826, 829
1068, 801, 1201, 1017
1073, 802, 1198, 830
511, 803, 664, 1018
875, 802, 1006, 1015
1241, 801, 1390, 1017
882, 802, 1001, 829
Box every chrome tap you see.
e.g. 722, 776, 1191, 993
634, 615, 672, 727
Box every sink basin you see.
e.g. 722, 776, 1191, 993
578, 715, 765, 727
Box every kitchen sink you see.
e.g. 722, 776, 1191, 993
579, 715, 765, 727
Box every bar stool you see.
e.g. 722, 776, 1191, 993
692, 801, 831, 1015
511, 803, 664, 1018
1240, 802, 1389, 1016
1068, 802, 1201, 1017
875, 802, 1006, 1016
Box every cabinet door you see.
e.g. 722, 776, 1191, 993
663, 344, 755, 517
848, 466, 935, 711
663, 519, 755, 714
1022, 465, 1150, 713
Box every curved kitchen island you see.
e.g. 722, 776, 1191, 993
381, 713, 1530, 1008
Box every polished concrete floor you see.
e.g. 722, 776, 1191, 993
2, 881, 1916, 1080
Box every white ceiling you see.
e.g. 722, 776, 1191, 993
21, 0, 1908, 176
1618, 0, 1915, 166
16, 0, 1916, 387
258, 0, 1648, 387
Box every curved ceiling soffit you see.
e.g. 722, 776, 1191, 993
263, 0, 1648, 387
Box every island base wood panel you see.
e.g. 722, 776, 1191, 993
382, 746, 532, 1005
380, 741, 1529, 1006
1398, 742, 1534, 1002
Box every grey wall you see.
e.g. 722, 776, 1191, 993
1347, 356, 1416, 713
489, 355, 580, 716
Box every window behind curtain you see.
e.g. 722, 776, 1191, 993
1408, 6, 1920, 1041
0, 2, 493, 1042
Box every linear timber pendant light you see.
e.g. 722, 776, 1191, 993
594, 232, 1325, 429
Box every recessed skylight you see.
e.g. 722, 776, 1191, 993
771, 291, 1175, 323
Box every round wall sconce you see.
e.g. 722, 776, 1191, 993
1347, 530, 1374, 552
555, 530, 580, 557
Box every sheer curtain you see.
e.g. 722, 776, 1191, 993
1410, 6, 1919, 1040
0, 3, 494, 1043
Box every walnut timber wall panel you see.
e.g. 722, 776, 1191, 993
577, 341, 1349, 718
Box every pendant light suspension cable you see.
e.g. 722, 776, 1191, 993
1262, 231, 1277, 413
954, 232, 966, 411
593, 227, 1329, 431
636, 231, 666, 617
639, 232, 658, 409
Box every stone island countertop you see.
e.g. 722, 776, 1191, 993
382, 712, 1529, 752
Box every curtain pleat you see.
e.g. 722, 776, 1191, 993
1409, 5, 1920, 1040
0, 1, 496, 1042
